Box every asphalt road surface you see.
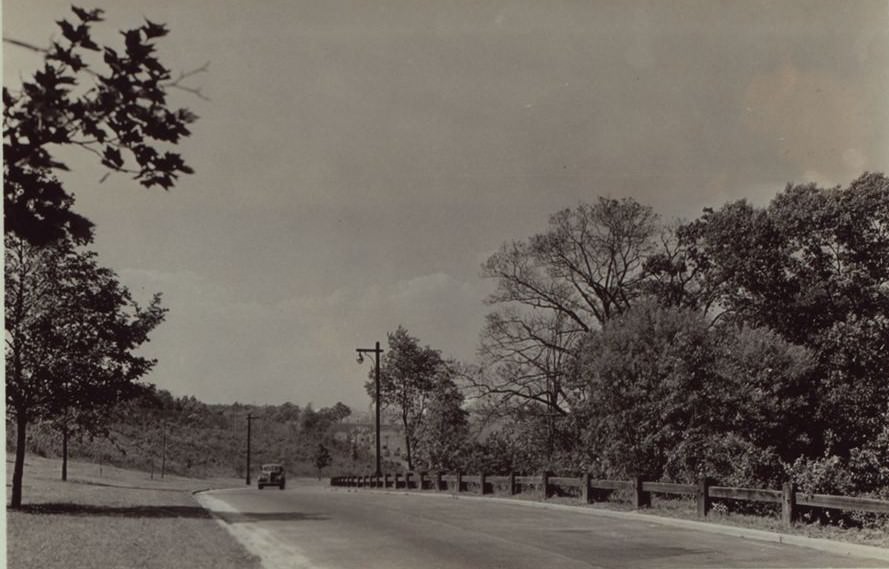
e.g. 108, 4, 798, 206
196, 484, 887, 569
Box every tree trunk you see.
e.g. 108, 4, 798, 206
62, 426, 69, 481
404, 426, 414, 471
11, 412, 28, 508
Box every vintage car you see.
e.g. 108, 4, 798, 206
257, 463, 286, 489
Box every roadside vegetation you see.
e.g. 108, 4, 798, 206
356, 175, 889, 538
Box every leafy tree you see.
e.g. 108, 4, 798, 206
573, 301, 813, 484
642, 221, 722, 313
681, 173, 889, 458
313, 443, 332, 479
366, 326, 444, 470
3, 6, 199, 245
5, 236, 165, 507
321, 402, 352, 423
415, 376, 468, 471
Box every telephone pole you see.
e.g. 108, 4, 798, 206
161, 420, 167, 479
245, 413, 258, 485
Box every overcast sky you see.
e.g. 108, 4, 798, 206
4, 1, 888, 410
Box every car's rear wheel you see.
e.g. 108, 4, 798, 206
279, 482, 285, 490
258, 484, 264, 490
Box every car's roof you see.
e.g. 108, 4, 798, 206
261, 463, 283, 468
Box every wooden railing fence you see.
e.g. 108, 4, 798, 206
330, 471, 889, 528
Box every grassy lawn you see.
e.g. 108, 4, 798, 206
6, 454, 261, 569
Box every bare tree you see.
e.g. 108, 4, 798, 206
476, 197, 660, 416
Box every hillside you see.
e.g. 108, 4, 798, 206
8, 389, 378, 479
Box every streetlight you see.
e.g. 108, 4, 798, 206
245, 413, 260, 485
356, 342, 383, 476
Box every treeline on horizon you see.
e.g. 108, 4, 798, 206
359, 172, 889, 510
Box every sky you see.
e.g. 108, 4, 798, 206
4, 0, 889, 410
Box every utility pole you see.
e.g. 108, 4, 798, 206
161, 420, 167, 479
246, 413, 258, 485
357, 342, 384, 476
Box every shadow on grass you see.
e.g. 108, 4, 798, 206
13, 503, 213, 518
12, 502, 330, 523
68, 479, 188, 493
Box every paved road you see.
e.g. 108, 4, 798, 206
196, 485, 887, 569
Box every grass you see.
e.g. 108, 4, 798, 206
6, 454, 262, 569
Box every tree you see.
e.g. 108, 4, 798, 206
415, 376, 469, 471
680, 173, 889, 458
483, 197, 659, 331
313, 443, 332, 479
321, 402, 352, 423
3, 6, 199, 245
366, 326, 444, 470
5, 236, 165, 507
573, 301, 814, 483
477, 198, 659, 417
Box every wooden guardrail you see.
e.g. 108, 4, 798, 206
330, 471, 889, 528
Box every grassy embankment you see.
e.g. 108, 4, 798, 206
6, 454, 261, 569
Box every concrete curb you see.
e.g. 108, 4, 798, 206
331, 486, 889, 564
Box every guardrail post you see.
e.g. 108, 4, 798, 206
697, 477, 710, 518
479, 472, 487, 495
418, 471, 426, 490
394, 473, 402, 489
541, 471, 549, 500
632, 476, 650, 508
509, 472, 516, 495
456, 471, 463, 493
581, 472, 591, 504
782, 481, 797, 527
435, 471, 443, 491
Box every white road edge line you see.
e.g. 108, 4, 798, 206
194, 491, 326, 569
